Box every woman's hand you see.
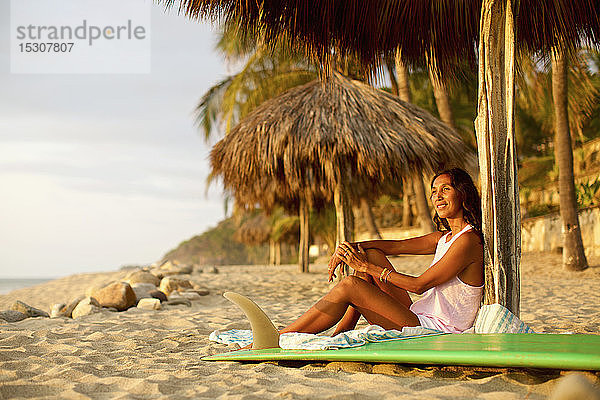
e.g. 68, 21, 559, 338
335, 242, 369, 274
327, 245, 344, 282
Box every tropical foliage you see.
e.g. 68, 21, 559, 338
161, 217, 268, 265
515, 50, 600, 157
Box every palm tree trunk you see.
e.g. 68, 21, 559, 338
551, 48, 589, 271
413, 177, 435, 233
428, 60, 456, 129
402, 189, 413, 227
360, 198, 382, 239
395, 50, 433, 232
334, 183, 354, 277
275, 241, 281, 265
388, 54, 414, 228
475, 0, 521, 315
269, 238, 275, 266
298, 198, 310, 273
394, 49, 412, 103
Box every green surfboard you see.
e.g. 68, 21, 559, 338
203, 333, 600, 370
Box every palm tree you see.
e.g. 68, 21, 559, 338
516, 50, 599, 270
552, 48, 588, 271
387, 50, 434, 233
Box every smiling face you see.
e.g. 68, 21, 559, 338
430, 174, 464, 220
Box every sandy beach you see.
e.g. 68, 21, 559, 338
1, 252, 599, 399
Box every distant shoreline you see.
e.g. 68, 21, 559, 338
0, 278, 54, 295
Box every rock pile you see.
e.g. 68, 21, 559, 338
0, 260, 210, 323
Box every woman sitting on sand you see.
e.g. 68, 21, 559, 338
280, 168, 484, 335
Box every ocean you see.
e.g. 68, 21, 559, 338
0, 278, 54, 295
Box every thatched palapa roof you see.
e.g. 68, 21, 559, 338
233, 212, 271, 245
210, 72, 472, 211
164, 0, 480, 75
164, 1, 599, 74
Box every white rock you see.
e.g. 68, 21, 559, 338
64, 296, 85, 318
50, 303, 66, 318
71, 297, 101, 319
159, 277, 193, 296
137, 298, 162, 310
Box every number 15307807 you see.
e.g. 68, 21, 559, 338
18, 42, 74, 52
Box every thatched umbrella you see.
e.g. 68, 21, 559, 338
166, 0, 600, 314
234, 210, 299, 265
211, 72, 472, 273
233, 213, 271, 246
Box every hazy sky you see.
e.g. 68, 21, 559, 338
1, 2, 230, 277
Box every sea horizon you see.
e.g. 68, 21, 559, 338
0, 278, 56, 295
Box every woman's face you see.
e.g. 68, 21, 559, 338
431, 174, 464, 220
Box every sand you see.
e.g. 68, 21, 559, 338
1, 252, 599, 399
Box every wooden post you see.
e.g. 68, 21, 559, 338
298, 198, 310, 273
334, 183, 354, 277
475, 0, 521, 315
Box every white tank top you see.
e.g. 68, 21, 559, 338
409, 225, 483, 333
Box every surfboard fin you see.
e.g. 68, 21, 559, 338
223, 292, 280, 350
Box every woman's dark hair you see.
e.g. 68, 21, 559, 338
430, 168, 483, 240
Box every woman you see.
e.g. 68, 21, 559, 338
280, 168, 484, 335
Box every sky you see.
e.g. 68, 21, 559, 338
0, 1, 230, 278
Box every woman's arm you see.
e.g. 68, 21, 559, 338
327, 232, 442, 282
358, 231, 444, 256
339, 233, 482, 294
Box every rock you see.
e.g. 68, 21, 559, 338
125, 271, 160, 286
159, 277, 193, 296
149, 290, 168, 302
50, 303, 67, 318
131, 283, 157, 302
206, 266, 219, 274
189, 288, 210, 296
11, 300, 49, 318
137, 298, 162, 310
549, 373, 600, 400
91, 282, 137, 311
175, 291, 202, 301
165, 297, 191, 307
64, 296, 85, 318
149, 269, 164, 279
85, 284, 106, 298
0, 310, 28, 322
71, 297, 101, 319
161, 266, 193, 276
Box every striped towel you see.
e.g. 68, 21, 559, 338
474, 303, 535, 333
209, 324, 444, 350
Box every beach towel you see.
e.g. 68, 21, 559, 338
472, 303, 535, 334
209, 325, 444, 350
210, 304, 536, 350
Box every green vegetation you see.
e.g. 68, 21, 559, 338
576, 179, 600, 208
518, 156, 555, 188
162, 217, 268, 265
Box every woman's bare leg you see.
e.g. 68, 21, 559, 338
330, 248, 413, 335
280, 276, 419, 335
364, 248, 413, 308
